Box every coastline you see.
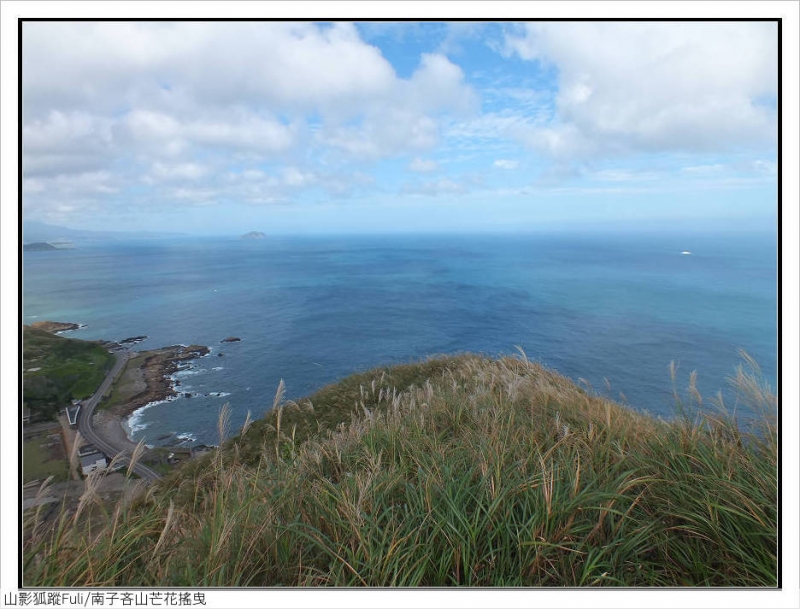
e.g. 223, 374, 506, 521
29, 320, 86, 334
107, 344, 210, 443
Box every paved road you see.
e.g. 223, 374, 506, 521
77, 350, 162, 483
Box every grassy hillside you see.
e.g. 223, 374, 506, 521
23, 353, 776, 587
23, 326, 115, 421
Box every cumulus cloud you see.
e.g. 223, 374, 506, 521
317, 52, 476, 160
20, 21, 776, 228
22, 22, 397, 117
22, 170, 124, 224
23, 111, 115, 177
504, 22, 777, 159
22, 22, 477, 220
122, 110, 297, 156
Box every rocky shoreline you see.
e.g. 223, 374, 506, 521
30, 321, 84, 334
110, 344, 210, 419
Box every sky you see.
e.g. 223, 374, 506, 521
21, 20, 778, 235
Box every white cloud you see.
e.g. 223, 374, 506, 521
405, 53, 477, 115
319, 110, 440, 159
504, 22, 777, 159
22, 22, 479, 222
22, 170, 121, 219
22, 22, 398, 117
221, 165, 371, 204
493, 159, 519, 170
23, 111, 115, 176
123, 110, 296, 156
318, 53, 476, 159
409, 158, 439, 173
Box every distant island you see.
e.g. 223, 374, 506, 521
241, 231, 266, 239
23, 242, 60, 251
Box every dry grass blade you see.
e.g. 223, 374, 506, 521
127, 439, 147, 478
272, 379, 286, 413
241, 410, 252, 436
106, 450, 127, 473
217, 402, 232, 445
152, 500, 175, 558
688, 370, 702, 406
73, 470, 103, 523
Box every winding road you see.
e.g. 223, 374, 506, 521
76, 350, 162, 483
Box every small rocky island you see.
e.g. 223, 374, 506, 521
220, 336, 241, 343
30, 321, 83, 333
23, 242, 59, 251
241, 231, 265, 239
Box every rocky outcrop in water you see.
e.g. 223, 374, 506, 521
30, 321, 82, 334
120, 335, 148, 345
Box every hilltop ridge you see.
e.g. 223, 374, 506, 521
24, 353, 777, 587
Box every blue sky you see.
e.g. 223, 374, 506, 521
21, 21, 778, 235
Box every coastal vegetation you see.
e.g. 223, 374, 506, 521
23, 352, 776, 587
23, 432, 69, 483
22, 326, 114, 422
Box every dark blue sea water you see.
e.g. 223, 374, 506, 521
22, 231, 777, 446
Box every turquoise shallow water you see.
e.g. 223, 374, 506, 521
22, 230, 777, 446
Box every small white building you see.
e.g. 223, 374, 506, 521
79, 452, 108, 475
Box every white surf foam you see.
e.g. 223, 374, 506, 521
173, 367, 205, 378
126, 396, 176, 437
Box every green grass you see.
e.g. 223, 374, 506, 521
23, 326, 115, 421
23, 437, 69, 483
23, 353, 777, 587
100, 353, 146, 411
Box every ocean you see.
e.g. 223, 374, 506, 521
22, 230, 778, 447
